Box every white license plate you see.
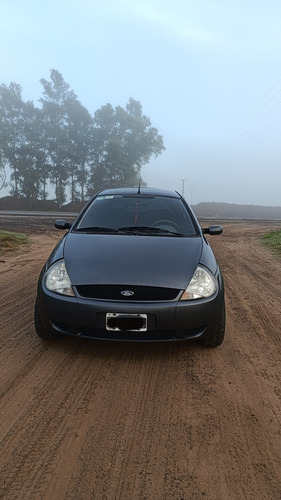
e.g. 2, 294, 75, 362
106, 313, 147, 332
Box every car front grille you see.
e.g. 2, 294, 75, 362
76, 284, 181, 301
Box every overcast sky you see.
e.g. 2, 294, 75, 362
1, 0, 281, 206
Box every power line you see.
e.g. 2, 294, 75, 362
227, 97, 281, 147
213, 78, 281, 153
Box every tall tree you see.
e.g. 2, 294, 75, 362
65, 99, 93, 201
33, 108, 51, 200
39, 70, 77, 206
87, 98, 165, 194
16, 102, 50, 200
0, 83, 28, 196
0, 83, 50, 200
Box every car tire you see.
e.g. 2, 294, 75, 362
34, 300, 56, 340
198, 304, 226, 347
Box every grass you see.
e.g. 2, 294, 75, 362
261, 229, 281, 256
0, 230, 30, 255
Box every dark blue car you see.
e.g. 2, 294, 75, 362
35, 187, 225, 347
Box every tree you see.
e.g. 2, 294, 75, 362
16, 103, 49, 200
0, 83, 28, 196
32, 108, 51, 200
0, 71, 166, 203
0, 83, 50, 200
65, 99, 93, 201
39, 70, 78, 206
87, 98, 165, 195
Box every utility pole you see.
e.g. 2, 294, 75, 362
181, 179, 186, 197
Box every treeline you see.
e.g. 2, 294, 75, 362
0, 70, 165, 205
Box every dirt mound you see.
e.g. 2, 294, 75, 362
193, 201, 281, 220
0, 196, 58, 211
0, 196, 88, 212
62, 200, 87, 212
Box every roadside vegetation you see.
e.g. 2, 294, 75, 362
0, 230, 30, 255
261, 229, 281, 256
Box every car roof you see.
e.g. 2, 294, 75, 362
97, 187, 182, 198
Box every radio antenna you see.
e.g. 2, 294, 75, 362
137, 181, 141, 194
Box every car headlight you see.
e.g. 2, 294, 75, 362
45, 259, 75, 296
180, 265, 217, 300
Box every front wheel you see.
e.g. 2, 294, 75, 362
34, 300, 56, 340
198, 304, 226, 347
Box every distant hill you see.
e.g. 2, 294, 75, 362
192, 202, 281, 220
1, 196, 281, 220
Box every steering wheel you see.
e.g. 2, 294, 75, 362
151, 219, 179, 231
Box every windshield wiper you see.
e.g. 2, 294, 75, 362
75, 226, 119, 233
118, 226, 183, 236
75, 225, 184, 236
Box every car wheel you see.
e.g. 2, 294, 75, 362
198, 304, 226, 347
34, 300, 56, 340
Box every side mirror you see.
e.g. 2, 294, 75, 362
55, 219, 72, 230
202, 225, 223, 235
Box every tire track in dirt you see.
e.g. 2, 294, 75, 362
0, 219, 281, 500
1, 339, 117, 499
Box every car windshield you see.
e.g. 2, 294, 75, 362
74, 195, 198, 236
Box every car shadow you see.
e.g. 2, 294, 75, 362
43, 334, 203, 362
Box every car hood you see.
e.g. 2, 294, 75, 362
63, 233, 203, 289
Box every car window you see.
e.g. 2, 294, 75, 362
75, 195, 198, 236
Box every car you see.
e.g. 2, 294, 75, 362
34, 187, 225, 347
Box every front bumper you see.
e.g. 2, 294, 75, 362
37, 285, 224, 342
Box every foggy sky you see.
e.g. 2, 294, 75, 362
1, 0, 281, 206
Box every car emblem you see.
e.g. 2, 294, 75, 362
121, 290, 134, 297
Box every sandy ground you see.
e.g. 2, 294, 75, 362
0, 216, 280, 500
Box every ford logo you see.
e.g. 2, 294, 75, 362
121, 290, 134, 297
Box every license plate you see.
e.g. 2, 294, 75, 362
106, 313, 147, 332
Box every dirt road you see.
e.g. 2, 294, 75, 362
0, 217, 280, 500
